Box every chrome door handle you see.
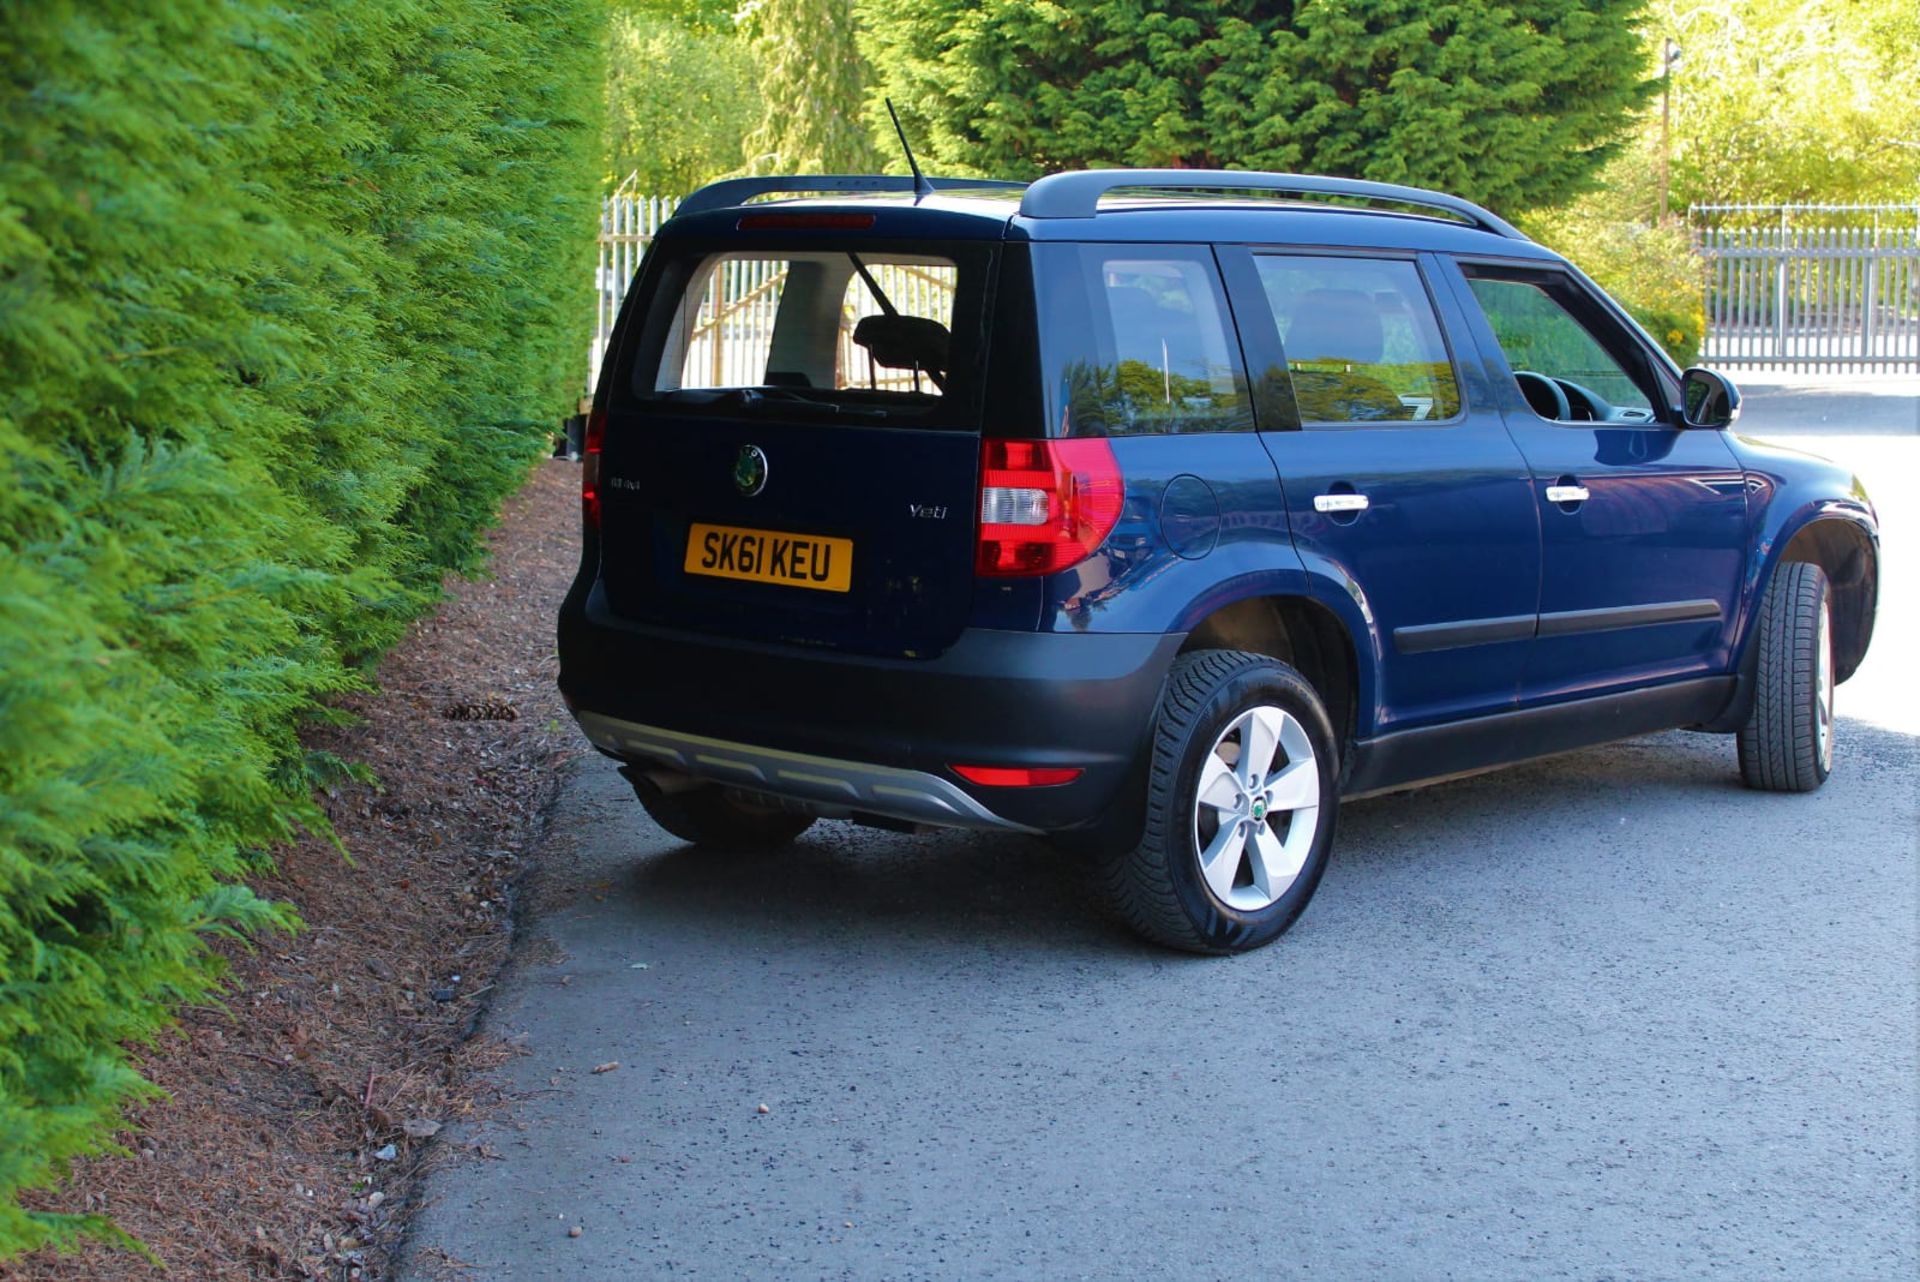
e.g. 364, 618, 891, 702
1545, 484, 1590, 504
1313, 493, 1370, 513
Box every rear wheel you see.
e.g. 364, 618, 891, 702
621, 768, 815, 852
1737, 561, 1835, 792
1102, 650, 1338, 954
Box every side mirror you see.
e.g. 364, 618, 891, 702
1680, 366, 1741, 429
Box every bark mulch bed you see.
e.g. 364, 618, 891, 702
8, 460, 584, 1282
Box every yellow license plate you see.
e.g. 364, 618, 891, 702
683, 522, 854, 593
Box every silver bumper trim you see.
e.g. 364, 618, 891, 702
574, 713, 1034, 833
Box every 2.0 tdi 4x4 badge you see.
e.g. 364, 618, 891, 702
733, 444, 769, 496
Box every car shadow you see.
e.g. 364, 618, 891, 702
615, 810, 1154, 958
1333, 715, 1914, 872
601, 716, 1913, 953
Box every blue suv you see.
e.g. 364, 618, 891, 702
560, 170, 1880, 954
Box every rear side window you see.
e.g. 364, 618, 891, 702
626, 241, 991, 428
1255, 256, 1461, 425
1035, 245, 1253, 436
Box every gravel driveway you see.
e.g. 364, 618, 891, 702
402, 379, 1918, 1281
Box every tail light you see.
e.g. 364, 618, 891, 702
582, 408, 606, 529
975, 437, 1124, 577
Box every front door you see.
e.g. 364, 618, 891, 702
1442, 260, 1749, 703
1220, 248, 1542, 736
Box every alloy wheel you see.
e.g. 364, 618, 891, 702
1191, 705, 1321, 911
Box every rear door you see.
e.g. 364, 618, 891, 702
597, 235, 994, 658
1221, 247, 1543, 734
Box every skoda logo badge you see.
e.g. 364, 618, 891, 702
733, 444, 768, 496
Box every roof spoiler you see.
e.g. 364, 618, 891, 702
675, 175, 1028, 219
1018, 169, 1526, 239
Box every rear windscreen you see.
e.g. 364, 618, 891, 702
628, 242, 991, 428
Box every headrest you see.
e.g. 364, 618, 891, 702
851, 314, 949, 373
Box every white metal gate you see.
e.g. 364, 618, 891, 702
1695, 204, 1920, 373
591, 188, 677, 392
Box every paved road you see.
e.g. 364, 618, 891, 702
403, 380, 1917, 1281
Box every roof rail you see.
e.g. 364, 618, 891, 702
675, 175, 1028, 219
1018, 169, 1526, 239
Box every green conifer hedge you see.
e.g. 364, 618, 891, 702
0, 0, 603, 1254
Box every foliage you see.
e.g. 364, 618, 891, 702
1652, 0, 1920, 207
0, 0, 603, 1256
1585, 221, 1705, 368
862, 0, 1653, 214
1517, 0, 1920, 366
1522, 141, 1707, 367
607, 8, 759, 191
742, 0, 877, 175
614, 0, 737, 31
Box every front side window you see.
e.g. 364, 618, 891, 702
1036, 246, 1254, 436
1463, 274, 1656, 421
1255, 255, 1461, 425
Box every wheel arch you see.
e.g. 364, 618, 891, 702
1773, 513, 1878, 684
1175, 594, 1364, 759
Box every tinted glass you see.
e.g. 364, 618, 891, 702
1255, 256, 1460, 424
1465, 277, 1652, 414
1035, 246, 1253, 436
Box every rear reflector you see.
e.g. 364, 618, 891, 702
951, 765, 1084, 787
582, 408, 606, 529
976, 438, 1124, 577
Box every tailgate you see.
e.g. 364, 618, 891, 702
597, 236, 994, 657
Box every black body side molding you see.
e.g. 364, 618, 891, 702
1341, 676, 1738, 798
1394, 613, 1534, 654
1536, 599, 1722, 637
1393, 600, 1722, 655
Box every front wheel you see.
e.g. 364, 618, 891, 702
1102, 650, 1339, 955
1737, 561, 1836, 792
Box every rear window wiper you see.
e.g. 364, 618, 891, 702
727, 388, 890, 421
636, 388, 890, 420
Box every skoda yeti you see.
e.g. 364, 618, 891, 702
559, 170, 1879, 954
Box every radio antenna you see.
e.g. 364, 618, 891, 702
885, 98, 935, 203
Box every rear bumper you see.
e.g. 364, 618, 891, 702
576, 715, 1039, 832
558, 581, 1181, 832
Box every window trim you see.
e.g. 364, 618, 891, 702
1233, 245, 1471, 432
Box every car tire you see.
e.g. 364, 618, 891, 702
620, 767, 816, 852
1737, 561, 1835, 793
1102, 649, 1339, 955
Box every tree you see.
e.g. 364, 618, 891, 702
862, 0, 1654, 215
607, 9, 760, 192
742, 0, 878, 174
1651, 0, 1920, 207
0, 0, 602, 1254
1515, 0, 1920, 366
